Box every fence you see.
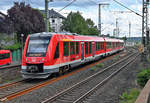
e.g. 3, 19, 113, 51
11, 49, 22, 64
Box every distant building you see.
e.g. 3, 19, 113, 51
0, 11, 6, 22
40, 9, 66, 32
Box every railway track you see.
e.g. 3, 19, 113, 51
0, 50, 126, 102
0, 64, 21, 70
41, 52, 139, 103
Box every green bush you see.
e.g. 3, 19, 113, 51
96, 63, 104, 68
148, 58, 150, 63
2, 43, 22, 51
137, 67, 150, 87
91, 67, 97, 71
114, 55, 120, 61
120, 88, 140, 103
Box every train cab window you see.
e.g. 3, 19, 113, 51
70, 42, 75, 55
0, 53, 9, 60
76, 42, 79, 55
54, 42, 59, 59
89, 42, 92, 54
85, 42, 89, 54
63, 42, 69, 56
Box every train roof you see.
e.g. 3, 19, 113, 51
29, 32, 52, 37
0, 50, 10, 54
28, 32, 123, 42
105, 37, 124, 42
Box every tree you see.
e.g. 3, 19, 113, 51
86, 18, 94, 28
62, 11, 88, 35
62, 12, 99, 36
0, 14, 12, 34
86, 19, 99, 36
7, 2, 45, 42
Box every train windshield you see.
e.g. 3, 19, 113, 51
27, 36, 51, 57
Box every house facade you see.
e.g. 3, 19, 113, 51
41, 9, 66, 32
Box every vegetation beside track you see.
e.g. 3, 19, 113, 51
120, 88, 140, 103
91, 63, 104, 71
137, 66, 150, 87
120, 65, 150, 103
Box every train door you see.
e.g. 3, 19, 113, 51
92, 42, 95, 57
81, 42, 84, 60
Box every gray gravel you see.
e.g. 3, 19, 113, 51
83, 54, 144, 103
0, 66, 21, 84
7, 50, 129, 103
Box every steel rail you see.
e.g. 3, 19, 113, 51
0, 52, 123, 102
74, 54, 139, 103
0, 64, 21, 70
41, 52, 137, 103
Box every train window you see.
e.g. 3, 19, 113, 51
102, 42, 104, 50
107, 42, 111, 49
106, 43, 108, 49
96, 42, 98, 51
63, 42, 69, 56
0, 53, 9, 60
100, 42, 102, 50
112, 43, 114, 49
98, 42, 100, 50
54, 42, 59, 59
85, 42, 89, 54
76, 42, 79, 55
70, 42, 75, 55
89, 42, 92, 54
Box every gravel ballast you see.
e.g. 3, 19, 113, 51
6, 49, 139, 103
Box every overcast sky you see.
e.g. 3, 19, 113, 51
0, 0, 144, 37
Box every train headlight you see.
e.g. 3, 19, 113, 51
26, 58, 30, 62
40, 58, 45, 62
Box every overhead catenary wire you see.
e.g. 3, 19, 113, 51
58, 0, 77, 12
112, 0, 142, 17
87, 0, 98, 5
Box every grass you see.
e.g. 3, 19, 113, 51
91, 63, 104, 71
137, 67, 150, 87
114, 55, 120, 61
120, 88, 140, 103
148, 58, 150, 63
96, 63, 104, 68
91, 67, 97, 71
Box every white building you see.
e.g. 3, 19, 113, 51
0, 11, 5, 22
41, 9, 66, 32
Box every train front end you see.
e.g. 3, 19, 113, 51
21, 33, 52, 79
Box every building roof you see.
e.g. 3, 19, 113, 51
40, 9, 65, 19
0, 11, 6, 18
0, 11, 6, 22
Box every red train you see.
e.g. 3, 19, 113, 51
21, 32, 124, 79
0, 50, 11, 66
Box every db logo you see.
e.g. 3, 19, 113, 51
32, 58, 36, 62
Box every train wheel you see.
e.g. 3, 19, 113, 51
58, 68, 63, 76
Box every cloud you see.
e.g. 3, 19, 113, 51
0, 0, 143, 37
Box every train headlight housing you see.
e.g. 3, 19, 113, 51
40, 58, 45, 62
26, 58, 30, 62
